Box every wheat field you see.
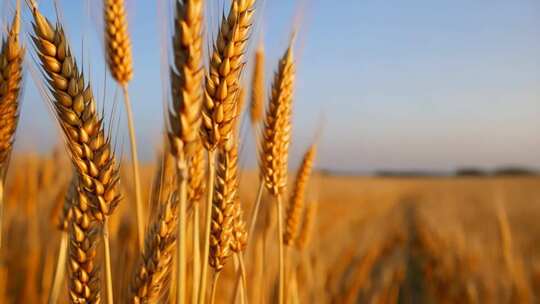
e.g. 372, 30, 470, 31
0, 0, 539, 303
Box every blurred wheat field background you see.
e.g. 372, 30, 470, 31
0, 0, 540, 303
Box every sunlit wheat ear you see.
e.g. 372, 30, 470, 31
201, 0, 256, 151
104, 0, 133, 85
168, 0, 204, 158
187, 139, 206, 202
209, 136, 240, 271
250, 46, 264, 125
0, 8, 24, 175
259, 45, 295, 196
29, 6, 121, 222
296, 201, 317, 251
284, 143, 317, 246
130, 192, 178, 303
68, 187, 101, 303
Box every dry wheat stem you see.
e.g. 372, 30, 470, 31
276, 194, 285, 304
0, 3, 23, 255
47, 231, 68, 304
191, 202, 201, 304
209, 271, 221, 304
198, 149, 215, 304
296, 201, 317, 251
176, 158, 188, 304
103, 219, 114, 304
247, 181, 264, 243
201, 0, 256, 150
130, 192, 178, 303
284, 144, 316, 246
103, 0, 143, 250
122, 85, 145, 251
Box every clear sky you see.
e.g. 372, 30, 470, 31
3, 0, 540, 172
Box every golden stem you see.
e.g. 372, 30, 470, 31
176, 158, 188, 304
191, 202, 201, 304
48, 231, 68, 304
276, 194, 285, 304
122, 85, 144, 251
209, 271, 221, 304
198, 150, 216, 304
103, 219, 114, 304
247, 181, 264, 243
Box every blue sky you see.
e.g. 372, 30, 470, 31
3, 0, 540, 172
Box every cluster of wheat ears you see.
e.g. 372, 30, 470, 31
0, 0, 321, 303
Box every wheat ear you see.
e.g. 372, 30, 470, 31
209, 136, 239, 271
29, 3, 122, 303
129, 191, 178, 303
103, 0, 144, 254
0, 1, 23, 259
284, 143, 316, 246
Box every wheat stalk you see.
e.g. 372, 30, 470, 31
167, 2, 205, 301
199, 1, 256, 302
48, 177, 76, 304
103, 0, 144, 254
284, 144, 316, 246
260, 43, 295, 304
29, 3, 122, 303
0, 1, 23, 266
129, 191, 178, 303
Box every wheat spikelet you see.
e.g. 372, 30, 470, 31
296, 201, 317, 251
30, 6, 121, 222
0, 9, 23, 173
250, 46, 264, 125
259, 45, 295, 196
168, 0, 204, 158
129, 192, 178, 303
187, 139, 205, 203
284, 144, 316, 246
58, 176, 76, 231
104, 0, 133, 85
201, 0, 256, 150
67, 187, 101, 303
230, 193, 247, 253
209, 137, 240, 271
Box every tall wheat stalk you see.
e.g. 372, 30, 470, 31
103, 0, 144, 255
168, 0, 205, 302
0, 0, 23, 256
29, 2, 121, 302
259, 43, 295, 304
199, 1, 256, 302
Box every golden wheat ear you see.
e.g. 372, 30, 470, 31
29, 3, 121, 223
284, 143, 317, 246
168, 0, 204, 159
104, 0, 133, 85
129, 191, 178, 303
201, 0, 256, 151
259, 44, 295, 196
0, 4, 24, 178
